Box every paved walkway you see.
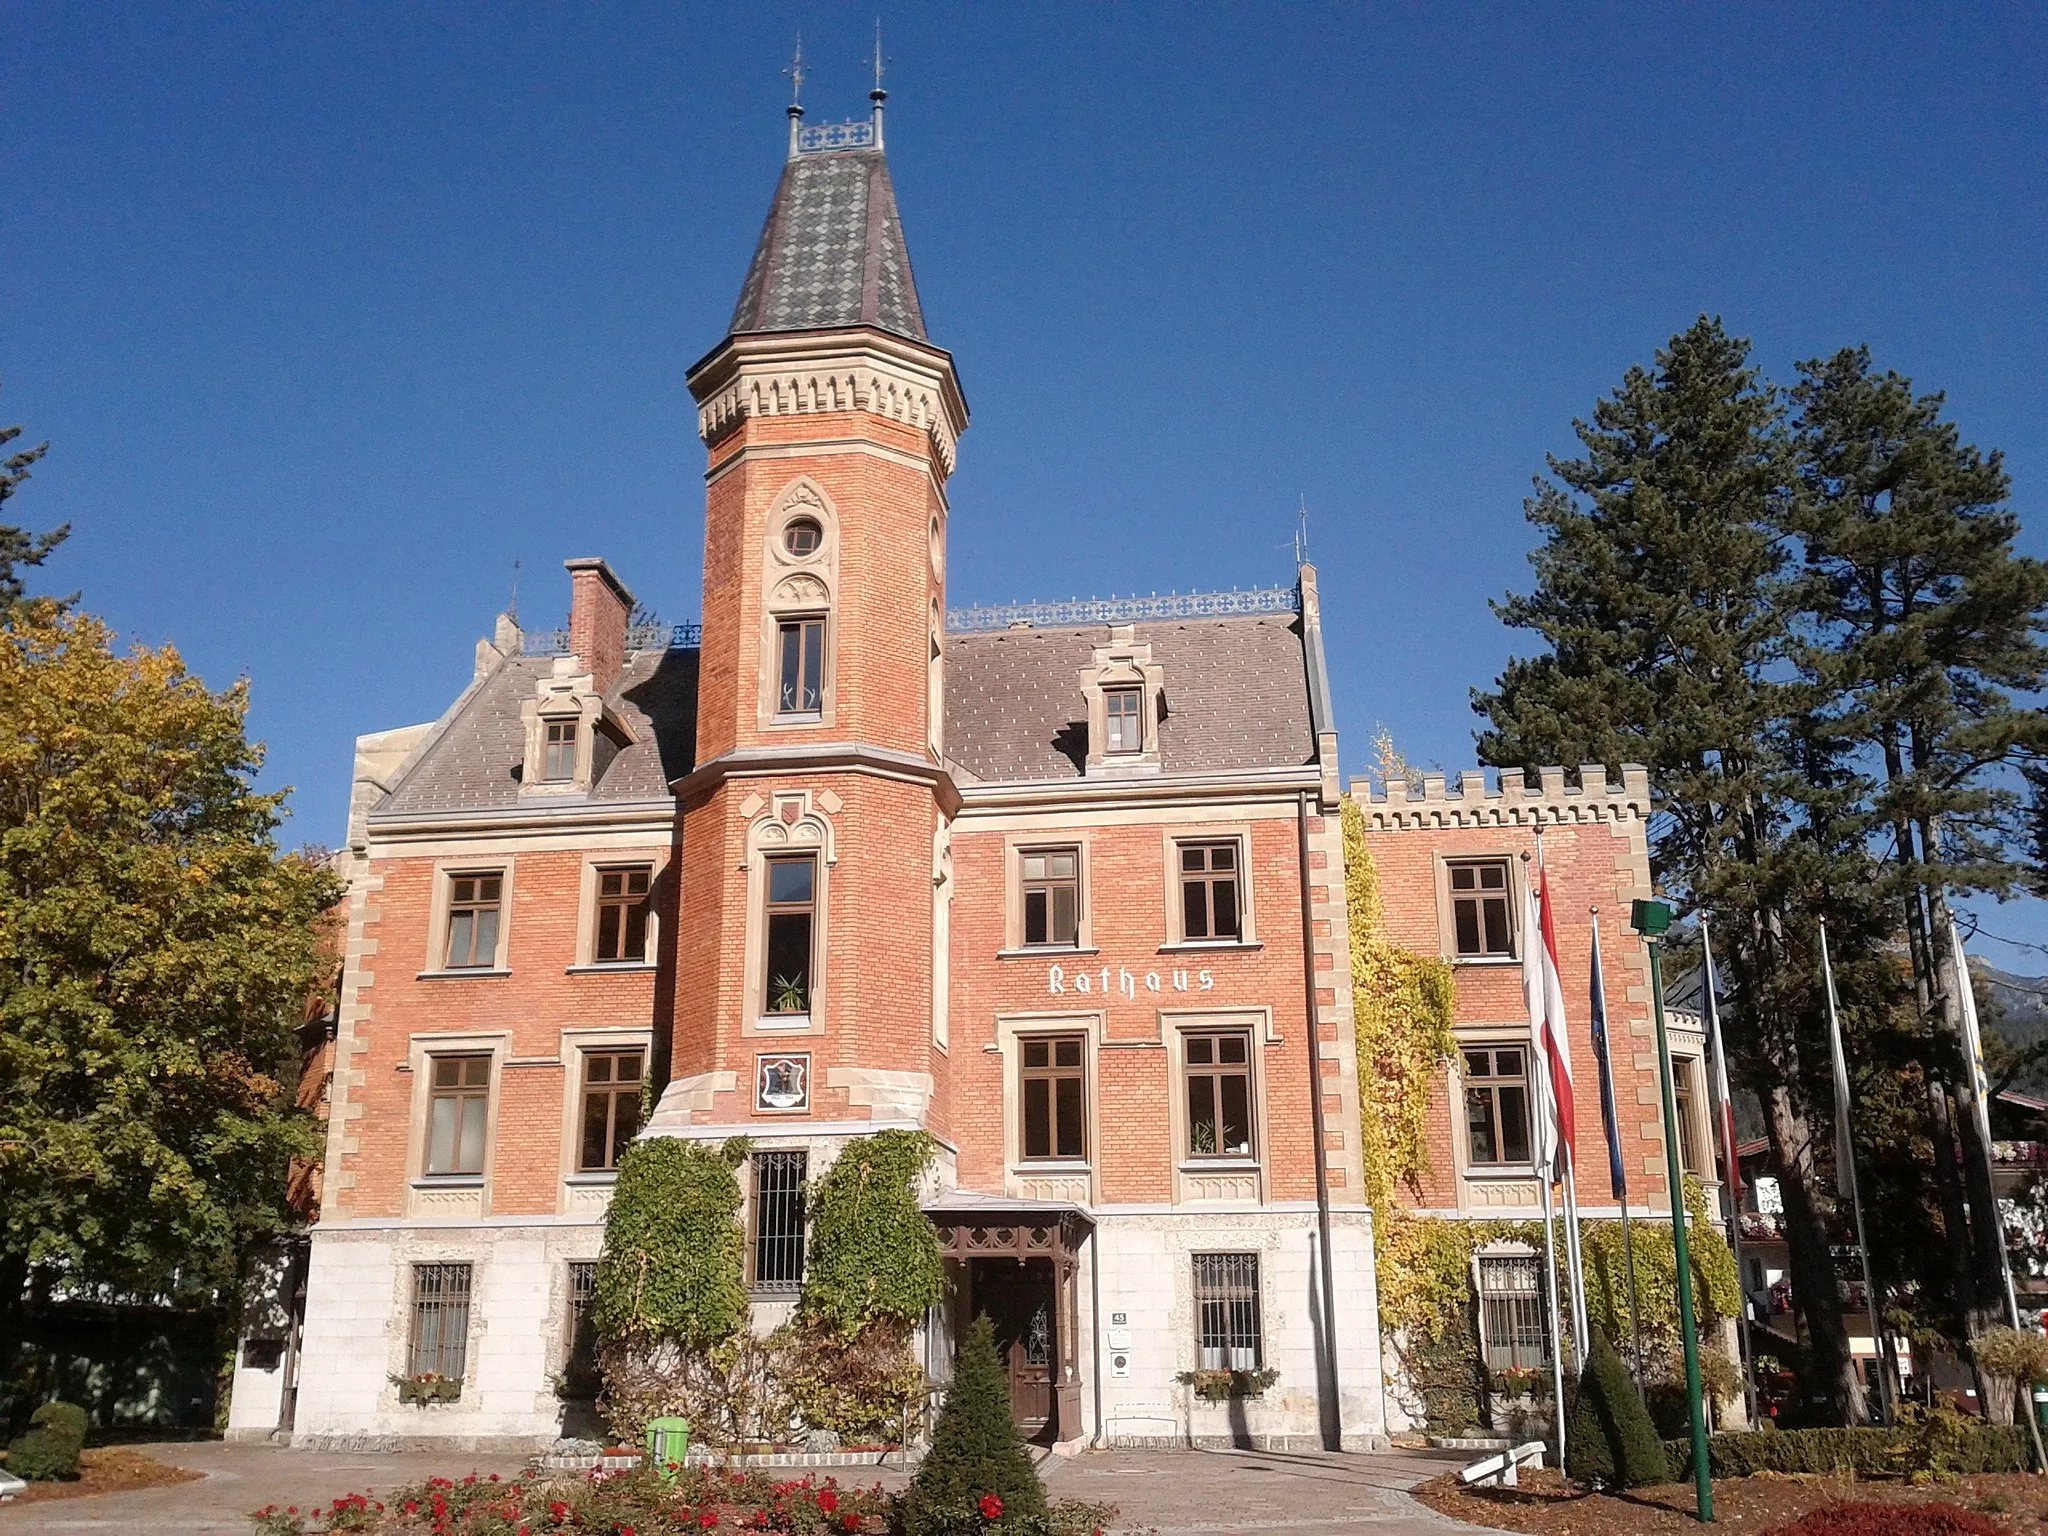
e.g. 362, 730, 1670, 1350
0, 1440, 1499, 1535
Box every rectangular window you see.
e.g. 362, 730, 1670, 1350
1192, 1253, 1261, 1370
444, 873, 502, 969
763, 855, 815, 1015
408, 1262, 473, 1379
1104, 686, 1142, 754
425, 1055, 490, 1176
1179, 841, 1242, 941
1448, 860, 1515, 958
543, 719, 577, 781
595, 866, 653, 963
1674, 1058, 1704, 1177
1020, 1035, 1086, 1161
776, 617, 825, 716
578, 1049, 644, 1172
751, 1150, 808, 1292
1463, 1047, 1531, 1167
1020, 848, 1080, 947
1185, 1032, 1254, 1157
1476, 1254, 1548, 1370
563, 1261, 599, 1398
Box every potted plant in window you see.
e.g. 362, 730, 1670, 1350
769, 975, 808, 1015
391, 1371, 463, 1405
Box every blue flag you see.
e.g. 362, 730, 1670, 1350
1588, 915, 1629, 1201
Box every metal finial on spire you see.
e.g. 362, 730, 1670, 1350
1295, 495, 1310, 564
785, 32, 806, 158
868, 19, 888, 149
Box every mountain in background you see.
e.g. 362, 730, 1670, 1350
1976, 964, 2048, 1100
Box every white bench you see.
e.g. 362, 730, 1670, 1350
1459, 1440, 1546, 1488
0, 1468, 26, 1503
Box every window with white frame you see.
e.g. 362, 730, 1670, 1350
443, 872, 503, 969
1020, 1035, 1086, 1161
1178, 841, 1243, 942
1020, 848, 1080, 947
1185, 1031, 1254, 1158
425, 1055, 490, 1176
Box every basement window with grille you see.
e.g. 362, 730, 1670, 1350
1476, 1253, 1548, 1371
751, 1150, 808, 1292
408, 1262, 473, 1380
1191, 1252, 1262, 1370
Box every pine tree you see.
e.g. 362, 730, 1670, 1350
0, 383, 64, 612
902, 1315, 1045, 1535
1476, 316, 1873, 1424
1792, 349, 2048, 1370
1567, 1329, 1671, 1489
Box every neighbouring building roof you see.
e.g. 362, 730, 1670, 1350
374, 648, 698, 816
943, 615, 1317, 784
727, 146, 927, 342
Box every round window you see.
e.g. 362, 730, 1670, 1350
784, 517, 823, 558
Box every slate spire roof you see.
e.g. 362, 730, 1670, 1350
727, 143, 928, 342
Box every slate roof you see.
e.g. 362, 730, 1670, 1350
942, 615, 1317, 784
375, 648, 699, 816
728, 147, 928, 342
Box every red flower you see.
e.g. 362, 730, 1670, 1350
700, 1515, 719, 1529
840, 1518, 860, 1534
817, 1490, 840, 1514
978, 1495, 1004, 1522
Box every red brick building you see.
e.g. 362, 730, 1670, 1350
229, 100, 1707, 1455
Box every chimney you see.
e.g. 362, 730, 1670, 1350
564, 558, 633, 696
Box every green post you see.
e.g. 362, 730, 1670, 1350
1636, 901, 1714, 1523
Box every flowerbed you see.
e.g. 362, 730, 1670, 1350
249, 1466, 1115, 1536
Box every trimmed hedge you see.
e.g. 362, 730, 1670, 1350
1666, 1424, 2029, 1480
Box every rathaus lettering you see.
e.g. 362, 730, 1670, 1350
1047, 964, 1214, 998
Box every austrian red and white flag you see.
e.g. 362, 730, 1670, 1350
1523, 867, 1577, 1179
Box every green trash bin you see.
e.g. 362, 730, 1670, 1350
2032, 1384, 2047, 1430
646, 1416, 691, 1479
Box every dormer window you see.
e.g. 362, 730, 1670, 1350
777, 617, 825, 717
542, 720, 577, 782
1104, 687, 1143, 754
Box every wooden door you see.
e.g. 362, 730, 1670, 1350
973, 1260, 1056, 1440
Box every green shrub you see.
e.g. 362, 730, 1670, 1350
1567, 1329, 1671, 1488
593, 1136, 749, 1349
899, 1315, 1045, 1536
800, 1130, 944, 1339
1666, 1422, 2029, 1480
30, 1401, 88, 1442
5, 1428, 80, 1481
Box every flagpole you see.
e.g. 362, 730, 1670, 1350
1637, 900, 1714, 1523
1820, 919, 1892, 1427
1698, 915, 1758, 1429
1540, 1161, 1569, 1475
1530, 834, 1590, 1370
1590, 911, 1645, 1380
1948, 922, 2046, 1468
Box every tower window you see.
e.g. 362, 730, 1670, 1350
783, 517, 823, 558
543, 719, 577, 781
1104, 687, 1142, 754
763, 854, 816, 1015
776, 617, 825, 716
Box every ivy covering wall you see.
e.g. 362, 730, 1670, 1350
593, 1136, 750, 1350
798, 1129, 944, 1338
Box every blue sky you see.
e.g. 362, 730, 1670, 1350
7, 5, 2048, 956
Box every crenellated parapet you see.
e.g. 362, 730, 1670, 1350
1349, 763, 1651, 831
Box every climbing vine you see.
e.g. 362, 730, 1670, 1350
593, 1136, 751, 1350
1343, 798, 1458, 1214
798, 1129, 945, 1338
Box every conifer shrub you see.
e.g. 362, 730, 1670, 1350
898, 1315, 1046, 1536
5, 1400, 87, 1480
1566, 1328, 1670, 1488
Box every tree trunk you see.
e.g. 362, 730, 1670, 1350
1762, 1078, 1867, 1425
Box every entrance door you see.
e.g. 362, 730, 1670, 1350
972, 1259, 1057, 1441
